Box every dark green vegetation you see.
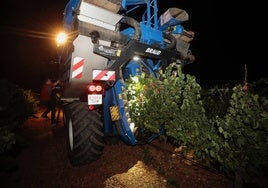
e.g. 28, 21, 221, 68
127, 64, 268, 187
0, 79, 39, 171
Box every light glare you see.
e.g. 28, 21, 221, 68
56, 32, 67, 46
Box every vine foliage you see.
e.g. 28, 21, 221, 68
126, 64, 268, 185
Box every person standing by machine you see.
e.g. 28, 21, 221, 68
40, 78, 60, 125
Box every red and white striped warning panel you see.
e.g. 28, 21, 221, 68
93, 70, 115, 81
71, 57, 84, 79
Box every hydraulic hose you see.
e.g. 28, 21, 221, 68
79, 21, 129, 44
120, 16, 141, 40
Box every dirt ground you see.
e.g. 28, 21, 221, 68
0, 108, 234, 188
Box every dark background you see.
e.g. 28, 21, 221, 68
0, 0, 265, 92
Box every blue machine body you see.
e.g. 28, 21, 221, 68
62, 0, 193, 146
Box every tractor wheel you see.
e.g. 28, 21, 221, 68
62, 103, 70, 127
64, 102, 105, 166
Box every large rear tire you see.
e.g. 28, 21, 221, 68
64, 102, 105, 166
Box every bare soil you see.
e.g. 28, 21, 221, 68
0, 109, 234, 188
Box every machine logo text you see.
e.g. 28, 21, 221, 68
145, 48, 161, 55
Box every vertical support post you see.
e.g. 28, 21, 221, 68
153, 0, 158, 29
242, 64, 248, 92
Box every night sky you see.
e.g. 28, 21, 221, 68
0, 0, 265, 92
